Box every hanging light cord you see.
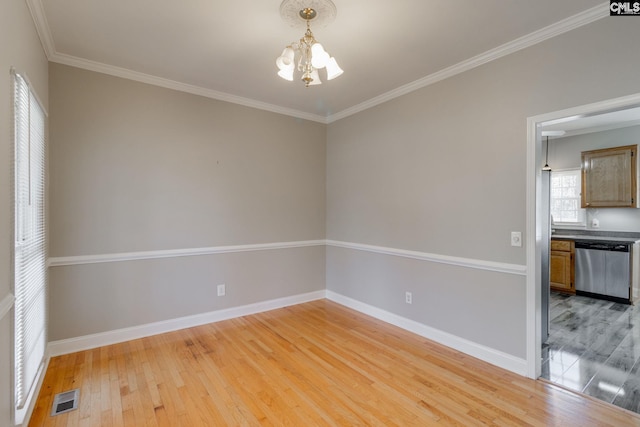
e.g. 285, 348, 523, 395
542, 136, 552, 171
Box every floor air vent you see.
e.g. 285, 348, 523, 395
51, 389, 79, 416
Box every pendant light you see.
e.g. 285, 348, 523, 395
540, 130, 565, 171
542, 136, 552, 171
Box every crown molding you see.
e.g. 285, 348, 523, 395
27, 0, 327, 124
325, 3, 609, 123
28, 0, 607, 125
26, 0, 56, 58
48, 52, 329, 124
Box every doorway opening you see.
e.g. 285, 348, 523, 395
527, 93, 640, 412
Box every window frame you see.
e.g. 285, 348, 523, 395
549, 168, 587, 228
11, 68, 48, 419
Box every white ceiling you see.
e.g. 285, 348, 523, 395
543, 106, 640, 138
30, 0, 608, 123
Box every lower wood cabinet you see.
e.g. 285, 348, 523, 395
550, 239, 575, 294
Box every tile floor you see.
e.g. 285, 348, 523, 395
541, 292, 640, 413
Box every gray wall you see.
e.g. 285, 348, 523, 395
550, 125, 640, 232
0, 1, 49, 425
48, 64, 327, 340
326, 17, 640, 359
49, 247, 325, 339
13, 9, 640, 419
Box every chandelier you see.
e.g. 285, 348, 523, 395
276, 0, 343, 87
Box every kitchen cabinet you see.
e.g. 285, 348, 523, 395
581, 145, 637, 208
550, 239, 575, 294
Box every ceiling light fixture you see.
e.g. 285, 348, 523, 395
276, 0, 343, 87
542, 136, 552, 171
540, 130, 565, 172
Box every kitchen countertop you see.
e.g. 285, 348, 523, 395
552, 230, 640, 244
552, 234, 640, 244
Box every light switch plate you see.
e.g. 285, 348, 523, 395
511, 231, 522, 247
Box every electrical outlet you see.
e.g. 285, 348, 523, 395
405, 291, 412, 304
511, 231, 522, 247
217, 284, 226, 297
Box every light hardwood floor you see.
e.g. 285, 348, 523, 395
30, 300, 640, 426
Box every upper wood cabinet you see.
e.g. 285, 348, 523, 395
581, 144, 637, 208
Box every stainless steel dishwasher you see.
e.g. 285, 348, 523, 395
575, 241, 631, 302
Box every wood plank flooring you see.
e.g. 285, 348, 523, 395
29, 300, 640, 426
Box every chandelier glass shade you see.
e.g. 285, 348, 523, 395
276, 6, 343, 87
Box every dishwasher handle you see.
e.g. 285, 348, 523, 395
574, 241, 630, 252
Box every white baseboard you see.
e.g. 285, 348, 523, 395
47, 288, 526, 376
47, 290, 326, 357
326, 290, 528, 376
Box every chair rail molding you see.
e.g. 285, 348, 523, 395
326, 240, 526, 276
48, 240, 326, 267
48, 239, 527, 277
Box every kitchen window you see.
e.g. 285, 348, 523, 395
550, 169, 586, 226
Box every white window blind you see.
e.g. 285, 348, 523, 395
550, 169, 586, 226
13, 70, 47, 409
